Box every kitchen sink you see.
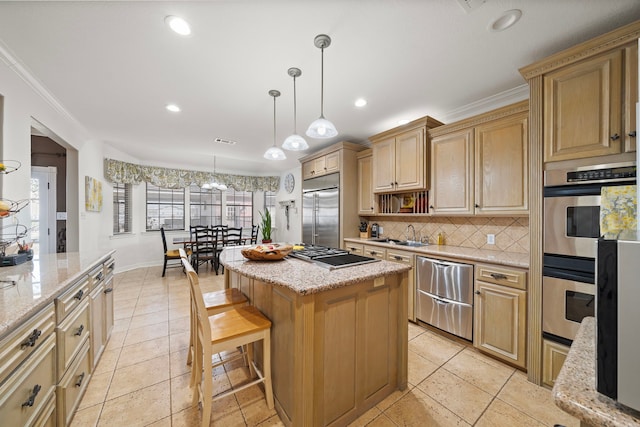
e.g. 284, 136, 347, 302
369, 238, 402, 243
369, 238, 428, 247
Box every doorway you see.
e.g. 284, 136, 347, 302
30, 166, 57, 254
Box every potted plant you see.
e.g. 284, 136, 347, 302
259, 209, 272, 243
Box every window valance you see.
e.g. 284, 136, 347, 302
103, 158, 280, 192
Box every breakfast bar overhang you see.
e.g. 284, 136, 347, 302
220, 246, 411, 426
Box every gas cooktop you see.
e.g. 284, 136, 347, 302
289, 245, 380, 269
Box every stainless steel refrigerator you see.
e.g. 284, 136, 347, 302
302, 173, 339, 248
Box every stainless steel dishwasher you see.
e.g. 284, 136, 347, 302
416, 256, 474, 340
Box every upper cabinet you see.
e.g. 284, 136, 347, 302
370, 116, 443, 193
520, 21, 639, 163
429, 101, 529, 216
356, 149, 374, 215
302, 150, 340, 179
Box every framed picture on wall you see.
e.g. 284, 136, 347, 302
85, 176, 103, 212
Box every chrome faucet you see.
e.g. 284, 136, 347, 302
406, 224, 416, 243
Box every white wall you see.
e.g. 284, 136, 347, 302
274, 166, 302, 244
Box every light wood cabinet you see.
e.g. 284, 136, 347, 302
57, 339, 90, 426
386, 249, 416, 322
343, 242, 364, 255
542, 44, 637, 162
302, 150, 340, 179
474, 263, 527, 368
429, 102, 528, 215
356, 149, 374, 214
371, 116, 443, 194
363, 245, 386, 260
542, 339, 569, 388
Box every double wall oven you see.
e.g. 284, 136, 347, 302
543, 159, 636, 345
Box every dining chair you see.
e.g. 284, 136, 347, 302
182, 257, 273, 427
191, 227, 217, 273
250, 225, 260, 244
224, 227, 243, 246
161, 227, 190, 277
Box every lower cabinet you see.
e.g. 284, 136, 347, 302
542, 339, 569, 388
90, 282, 105, 369
363, 245, 386, 260
57, 340, 91, 426
386, 249, 416, 322
343, 242, 364, 256
474, 264, 527, 369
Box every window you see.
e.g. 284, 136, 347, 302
264, 191, 276, 219
189, 184, 222, 227
113, 183, 132, 234
226, 189, 253, 228
146, 183, 185, 231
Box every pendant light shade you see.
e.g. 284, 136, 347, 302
306, 34, 338, 139
264, 90, 286, 161
283, 68, 309, 151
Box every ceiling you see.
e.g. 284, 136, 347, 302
1, 1, 640, 175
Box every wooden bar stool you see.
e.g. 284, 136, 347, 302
182, 258, 274, 427
179, 249, 248, 384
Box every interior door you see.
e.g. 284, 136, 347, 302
31, 166, 57, 254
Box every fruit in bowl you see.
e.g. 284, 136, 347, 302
0, 200, 11, 216
241, 243, 293, 261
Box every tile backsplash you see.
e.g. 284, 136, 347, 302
370, 216, 529, 253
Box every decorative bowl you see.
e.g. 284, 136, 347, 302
241, 244, 293, 261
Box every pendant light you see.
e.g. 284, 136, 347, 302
282, 67, 309, 151
202, 155, 227, 190
263, 90, 287, 160
306, 34, 338, 139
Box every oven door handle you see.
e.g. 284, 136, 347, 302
543, 266, 594, 283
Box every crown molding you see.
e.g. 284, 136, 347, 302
0, 40, 83, 129
439, 84, 529, 124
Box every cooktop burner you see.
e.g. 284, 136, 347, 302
290, 245, 380, 269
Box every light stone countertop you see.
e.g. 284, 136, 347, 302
219, 245, 411, 295
553, 317, 640, 426
0, 250, 115, 340
344, 237, 529, 269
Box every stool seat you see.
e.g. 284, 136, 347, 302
203, 288, 247, 315
208, 305, 271, 344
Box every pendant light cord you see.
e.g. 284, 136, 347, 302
273, 95, 277, 147
320, 47, 325, 118
293, 75, 298, 134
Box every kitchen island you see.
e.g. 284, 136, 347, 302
219, 246, 411, 427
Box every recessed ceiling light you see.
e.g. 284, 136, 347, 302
490, 9, 522, 32
166, 104, 181, 113
355, 98, 367, 107
398, 119, 410, 125
165, 15, 191, 36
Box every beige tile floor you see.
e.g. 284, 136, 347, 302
71, 265, 580, 427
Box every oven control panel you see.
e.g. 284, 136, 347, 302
545, 161, 637, 186
567, 165, 636, 182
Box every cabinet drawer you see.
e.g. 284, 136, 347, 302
57, 339, 91, 427
0, 334, 56, 427
363, 245, 386, 260
343, 243, 364, 255
56, 298, 90, 381
105, 258, 116, 281
475, 264, 526, 290
0, 303, 55, 384
33, 391, 56, 427
55, 276, 90, 323
89, 265, 105, 291
386, 250, 414, 265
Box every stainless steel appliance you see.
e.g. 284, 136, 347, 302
542, 160, 635, 344
370, 223, 379, 238
289, 245, 380, 270
416, 256, 474, 340
303, 173, 339, 248
596, 237, 640, 412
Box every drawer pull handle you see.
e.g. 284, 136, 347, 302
104, 288, 113, 294
22, 384, 41, 408
393, 256, 403, 260
475, 290, 481, 295
610, 133, 620, 140
629, 131, 637, 137
490, 273, 508, 280
434, 298, 449, 305
74, 324, 85, 336
370, 251, 377, 255
75, 372, 86, 387
96, 272, 103, 281
74, 289, 84, 300
21, 329, 42, 349
109, 262, 115, 270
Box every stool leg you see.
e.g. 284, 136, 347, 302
263, 330, 274, 409
247, 343, 255, 378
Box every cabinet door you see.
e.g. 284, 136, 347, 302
542, 339, 569, 388
475, 113, 528, 214
543, 49, 623, 162
357, 154, 374, 214
373, 137, 396, 192
104, 278, 114, 342
324, 151, 340, 175
386, 250, 415, 322
90, 283, 105, 369
302, 160, 316, 180
395, 127, 425, 191
430, 129, 474, 215
624, 43, 637, 153
474, 281, 526, 368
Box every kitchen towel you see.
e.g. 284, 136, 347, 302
600, 185, 637, 238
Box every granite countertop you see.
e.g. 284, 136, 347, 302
0, 250, 115, 340
344, 237, 529, 269
219, 245, 411, 295
553, 317, 640, 426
